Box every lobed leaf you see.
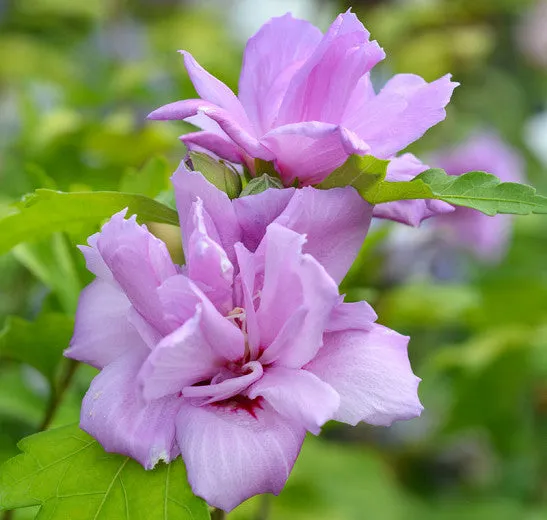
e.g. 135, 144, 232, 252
0, 190, 180, 255
0, 424, 209, 520
240, 173, 284, 197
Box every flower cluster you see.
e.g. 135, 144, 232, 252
65, 9, 458, 512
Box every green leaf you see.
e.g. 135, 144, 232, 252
0, 313, 74, 384
316, 154, 390, 192
119, 157, 172, 198
189, 151, 242, 199
0, 190, 179, 255
253, 158, 280, 179
240, 174, 284, 197
13, 233, 81, 314
317, 154, 547, 216
0, 424, 210, 520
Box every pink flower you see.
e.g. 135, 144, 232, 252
431, 133, 525, 261
66, 165, 422, 511
148, 11, 457, 188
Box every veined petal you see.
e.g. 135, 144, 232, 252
348, 74, 458, 158
238, 13, 322, 134
305, 326, 423, 427
65, 280, 147, 369
138, 305, 223, 401
277, 11, 385, 126
261, 121, 370, 185
179, 131, 244, 163
373, 153, 454, 227
247, 367, 340, 434
96, 210, 178, 335
81, 351, 181, 470
172, 163, 241, 266
176, 401, 306, 511
276, 186, 372, 284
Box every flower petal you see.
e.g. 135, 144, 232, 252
348, 74, 458, 158
277, 11, 385, 126
232, 187, 296, 252
238, 13, 322, 133
327, 300, 378, 332
180, 131, 244, 163
172, 163, 241, 265
373, 154, 454, 227
261, 121, 369, 185
176, 401, 306, 511
65, 280, 147, 369
81, 351, 181, 470
247, 367, 340, 434
276, 186, 373, 283
305, 325, 423, 427
187, 198, 234, 313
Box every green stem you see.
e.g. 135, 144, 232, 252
211, 508, 226, 520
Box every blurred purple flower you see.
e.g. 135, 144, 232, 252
431, 133, 525, 262
148, 11, 457, 187
66, 164, 422, 511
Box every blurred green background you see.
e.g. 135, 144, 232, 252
2, 0, 547, 518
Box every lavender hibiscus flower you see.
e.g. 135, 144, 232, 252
65, 164, 422, 511
148, 11, 457, 191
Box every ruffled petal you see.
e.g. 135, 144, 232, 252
65, 280, 147, 369
373, 154, 454, 227
261, 121, 369, 185
326, 300, 378, 332
305, 326, 423, 427
276, 186, 373, 283
172, 163, 241, 266
257, 224, 339, 368
238, 13, 322, 133
81, 351, 181, 470
176, 401, 306, 511
277, 11, 385, 126
96, 210, 178, 335
232, 187, 296, 252
247, 367, 340, 434
347, 74, 458, 158
186, 198, 234, 312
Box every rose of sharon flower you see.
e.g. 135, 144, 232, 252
431, 133, 525, 262
148, 11, 457, 190
65, 165, 423, 511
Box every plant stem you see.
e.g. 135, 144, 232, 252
39, 359, 79, 431
211, 508, 226, 520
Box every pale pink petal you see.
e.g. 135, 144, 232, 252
233, 187, 296, 252
148, 99, 273, 160
277, 11, 385, 126
233, 243, 261, 357
261, 121, 370, 185
81, 351, 181, 470
183, 361, 263, 404
138, 306, 223, 401
172, 163, 241, 265
157, 275, 245, 362
373, 153, 454, 227
65, 280, 147, 369
327, 300, 378, 332
306, 326, 423, 427
348, 74, 458, 158
187, 199, 234, 313
257, 224, 339, 368
96, 211, 178, 335
238, 13, 322, 133
247, 367, 340, 434
181, 51, 250, 128
180, 131, 244, 163
176, 401, 306, 511
276, 186, 373, 283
